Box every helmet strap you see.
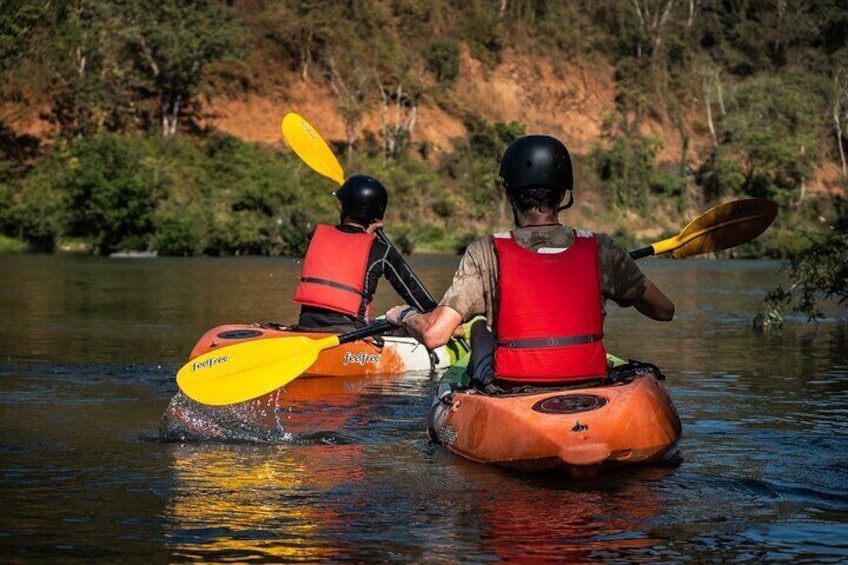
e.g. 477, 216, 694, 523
517, 221, 561, 228
509, 190, 571, 226
557, 191, 574, 211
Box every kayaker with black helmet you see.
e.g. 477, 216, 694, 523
294, 174, 431, 332
386, 134, 675, 386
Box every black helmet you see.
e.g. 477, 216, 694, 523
498, 135, 573, 202
335, 174, 388, 224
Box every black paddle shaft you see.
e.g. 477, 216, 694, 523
338, 319, 395, 345
629, 246, 656, 260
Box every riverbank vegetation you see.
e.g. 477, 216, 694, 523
1, 1, 847, 260
755, 203, 848, 329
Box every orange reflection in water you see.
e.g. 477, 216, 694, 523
444, 461, 674, 564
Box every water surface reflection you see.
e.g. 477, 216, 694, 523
1, 255, 846, 562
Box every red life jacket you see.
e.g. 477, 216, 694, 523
294, 224, 375, 319
493, 230, 606, 384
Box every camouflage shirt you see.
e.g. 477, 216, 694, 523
439, 225, 648, 325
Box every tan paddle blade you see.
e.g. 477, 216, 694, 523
281, 113, 345, 185
631, 198, 778, 259
665, 198, 777, 258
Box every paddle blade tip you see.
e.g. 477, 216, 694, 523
280, 112, 346, 185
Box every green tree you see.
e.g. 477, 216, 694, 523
695, 147, 746, 201
592, 134, 660, 210
440, 116, 524, 220
122, 0, 239, 136
151, 212, 200, 256
696, 0, 835, 76
0, 0, 46, 70
422, 41, 460, 83
34, 1, 130, 137
0, 174, 67, 252
64, 135, 160, 254
199, 133, 326, 256
719, 73, 824, 205
0, 138, 72, 251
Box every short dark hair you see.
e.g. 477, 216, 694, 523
508, 186, 562, 214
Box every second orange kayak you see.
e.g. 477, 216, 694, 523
429, 359, 682, 479
189, 323, 466, 377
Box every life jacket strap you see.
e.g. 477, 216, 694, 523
300, 276, 370, 299
497, 333, 604, 349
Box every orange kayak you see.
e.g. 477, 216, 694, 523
189, 323, 463, 377
430, 362, 682, 478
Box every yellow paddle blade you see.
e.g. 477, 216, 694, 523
652, 198, 778, 259
176, 334, 340, 406
281, 112, 345, 185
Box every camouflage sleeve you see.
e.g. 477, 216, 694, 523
596, 233, 648, 307
439, 236, 493, 322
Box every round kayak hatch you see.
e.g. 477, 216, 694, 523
217, 329, 265, 339
532, 394, 607, 414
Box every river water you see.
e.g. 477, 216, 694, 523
1, 254, 846, 563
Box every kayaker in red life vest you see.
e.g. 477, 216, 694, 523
294, 174, 433, 333
386, 135, 675, 386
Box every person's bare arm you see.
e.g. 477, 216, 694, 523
387, 305, 463, 350
633, 280, 675, 321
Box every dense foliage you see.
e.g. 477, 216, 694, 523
755, 199, 848, 329
0, 133, 336, 255
1, 0, 847, 257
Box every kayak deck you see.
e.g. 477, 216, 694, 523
188, 323, 463, 377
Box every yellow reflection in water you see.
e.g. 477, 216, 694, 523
163, 431, 364, 561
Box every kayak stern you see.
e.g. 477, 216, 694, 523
435, 373, 682, 478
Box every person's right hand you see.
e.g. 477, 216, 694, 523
366, 220, 385, 235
